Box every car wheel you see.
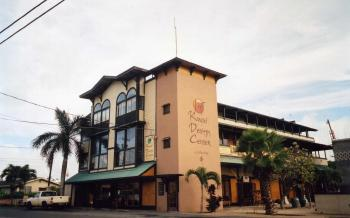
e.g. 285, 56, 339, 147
26, 202, 32, 210
42, 201, 48, 209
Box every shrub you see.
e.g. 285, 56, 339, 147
206, 184, 222, 212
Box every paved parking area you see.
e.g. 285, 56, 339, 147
0, 206, 348, 218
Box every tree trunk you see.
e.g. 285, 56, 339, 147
48, 161, 52, 188
200, 185, 203, 213
60, 155, 68, 195
260, 174, 275, 215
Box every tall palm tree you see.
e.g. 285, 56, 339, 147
237, 129, 287, 215
185, 167, 221, 212
33, 108, 82, 195
1, 164, 36, 204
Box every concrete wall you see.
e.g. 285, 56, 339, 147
333, 138, 350, 193
315, 194, 350, 215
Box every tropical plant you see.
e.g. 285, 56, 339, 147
237, 129, 287, 215
314, 162, 342, 193
0, 164, 36, 203
185, 167, 221, 213
32, 108, 83, 195
278, 142, 315, 207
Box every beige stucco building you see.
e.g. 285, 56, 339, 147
66, 57, 331, 212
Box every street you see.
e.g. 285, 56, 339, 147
0, 206, 349, 218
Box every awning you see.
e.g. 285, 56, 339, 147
220, 155, 244, 165
66, 161, 155, 184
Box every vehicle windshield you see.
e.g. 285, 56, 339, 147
41, 191, 57, 197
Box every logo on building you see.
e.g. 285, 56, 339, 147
193, 99, 205, 114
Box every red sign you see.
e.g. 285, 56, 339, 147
193, 99, 204, 114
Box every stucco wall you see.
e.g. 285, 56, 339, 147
25, 179, 60, 192
176, 67, 223, 212
315, 194, 350, 215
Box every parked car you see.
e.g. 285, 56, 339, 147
25, 191, 70, 209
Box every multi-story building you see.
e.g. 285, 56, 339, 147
65, 57, 332, 212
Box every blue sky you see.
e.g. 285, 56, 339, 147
0, 0, 349, 180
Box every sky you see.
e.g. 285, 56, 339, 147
0, 0, 349, 181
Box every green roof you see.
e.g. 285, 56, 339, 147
220, 155, 244, 165
66, 161, 155, 184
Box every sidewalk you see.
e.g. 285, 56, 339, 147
215, 206, 350, 218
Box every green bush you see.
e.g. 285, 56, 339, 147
206, 184, 222, 212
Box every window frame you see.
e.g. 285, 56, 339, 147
101, 100, 111, 123
93, 103, 102, 125
117, 92, 127, 117
114, 126, 137, 167
126, 88, 137, 113
90, 134, 108, 170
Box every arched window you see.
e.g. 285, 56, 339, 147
126, 88, 137, 113
101, 100, 110, 122
117, 93, 126, 116
93, 103, 101, 124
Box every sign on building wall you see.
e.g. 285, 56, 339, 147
144, 135, 155, 161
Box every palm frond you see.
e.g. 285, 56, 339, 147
32, 132, 59, 149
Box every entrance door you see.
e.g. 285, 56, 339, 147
167, 179, 178, 211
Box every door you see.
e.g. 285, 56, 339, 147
167, 179, 178, 211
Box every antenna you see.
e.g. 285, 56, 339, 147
174, 17, 178, 57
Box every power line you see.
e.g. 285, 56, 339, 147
0, 0, 48, 35
0, 0, 65, 46
0, 146, 32, 149
0, 91, 81, 117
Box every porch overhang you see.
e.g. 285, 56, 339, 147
66, 161, 155, 184
220, 155, 244, 165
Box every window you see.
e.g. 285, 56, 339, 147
117, 93, 126, 116
91, 135, 108, 169
158, 182, 165, 196
126, 88, 137, 113
101, 100, 110, 122
93, 103, 101, 124
163, 137, 171, 149
162, 103, 170, 114
115, 127, 136, 167
79, 136, 89, 170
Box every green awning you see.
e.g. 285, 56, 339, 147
220, 155, 244, 165
66, 161, 155, 184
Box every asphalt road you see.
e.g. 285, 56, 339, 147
0, 207, 228, 218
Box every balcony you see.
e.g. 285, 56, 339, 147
218, 117, 315, 142
116, 110, 144, 128
219, 144, 244, 157
313, 157, 328, 166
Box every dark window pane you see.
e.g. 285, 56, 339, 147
99, 154, 107, 168
163, 137, 171, 149
102, 109, 109, 122
93, 112, 101, 124
94, 103, 101, 112
117, 93, 126, 103
125, 149, 135, 165
118, 151, 124, 166
101, 135, 108, 154
116, 130, 125, 149
126, 127, 136, 149
102, 100, 110, 109
93, 139, 100, 155
118, 102, 126, 116
163, 104, 170, 114
92, 156, 99, 169
127, 97, 136, 113
127, 89, 136, 98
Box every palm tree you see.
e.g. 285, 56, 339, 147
237, 129, 287, 215
32, 108, 82, 195
185, 167, 221, 212
1, 164, 36, 204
